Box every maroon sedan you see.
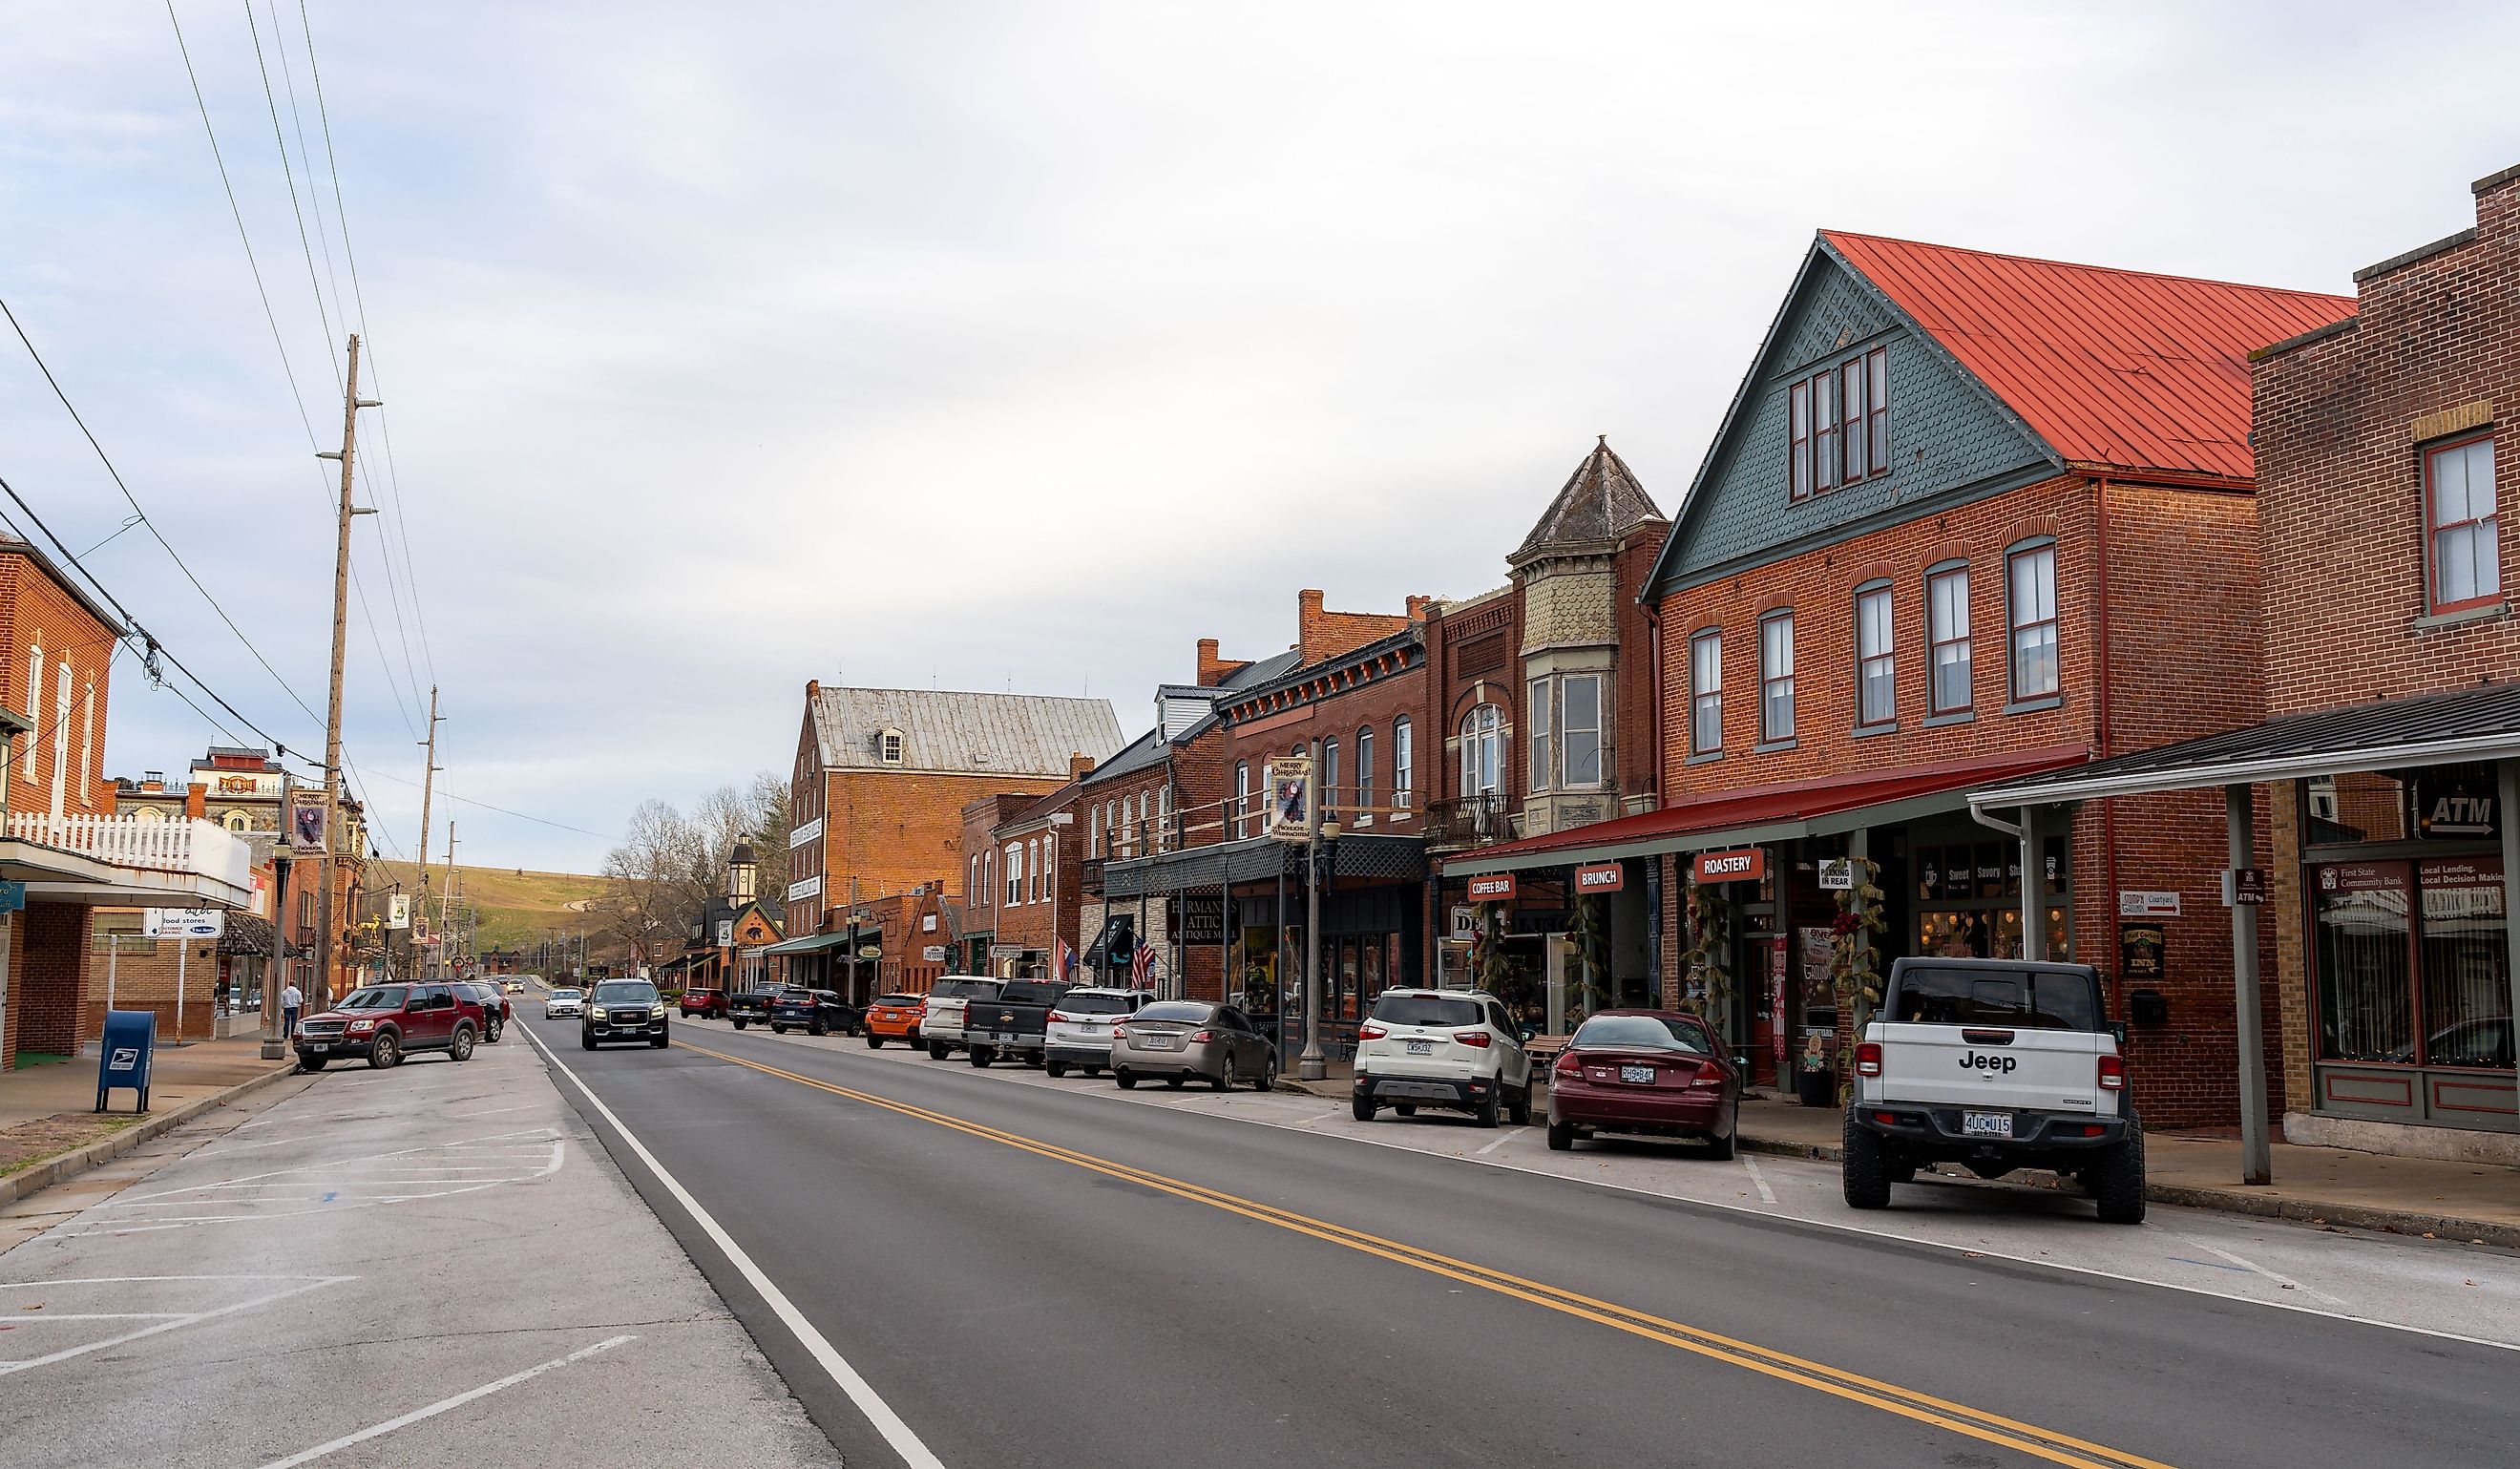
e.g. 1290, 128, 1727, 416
1546, 1010, 1739, 1157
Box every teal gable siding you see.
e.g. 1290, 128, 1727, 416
1650, 248, 2058, 597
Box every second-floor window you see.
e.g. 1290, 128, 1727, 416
1561, 673, 1602, 787
2426, 434, 2501, 615
2007, 542, 2060, 703
1690, 630, 1722, 756
1759, 612, 1795, 743
1928, 566, 1971, 714
1322, 739, 1340, 817
1354, 729, 1375, 816
1005, 844, 1021, 906
1459, 703, 1502, 796
1028, 839, 1041, 903
1856, 583, 1896, 727
1393, 718, 1413, 813
1527, 679, 1552, 792
1234, 762, 1250, 839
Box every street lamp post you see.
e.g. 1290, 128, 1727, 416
1298, 753, 1339, 1082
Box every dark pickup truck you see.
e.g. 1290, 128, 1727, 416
727, 988, 784, 1031
965, 980, 1074, 1067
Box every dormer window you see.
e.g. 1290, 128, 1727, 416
878, 729, 905, 765
1789, 345, 1889, 501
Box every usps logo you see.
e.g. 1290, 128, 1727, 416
110, 1047, 139, 1069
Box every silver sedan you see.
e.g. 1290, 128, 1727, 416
1110, 1001, 1276, 1091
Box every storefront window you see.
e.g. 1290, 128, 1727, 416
2314, 862, 2415, 1063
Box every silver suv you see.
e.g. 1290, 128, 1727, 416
1351, 987, 1533, 1128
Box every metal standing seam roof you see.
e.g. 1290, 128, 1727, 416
1972, 683, 2520, 807
809, 687, 1123, 777
1821, 231, 2357, 481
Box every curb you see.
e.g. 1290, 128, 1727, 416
0, 1060, 304, 1209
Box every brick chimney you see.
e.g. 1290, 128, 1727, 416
1406, 595, 1432, 622
184, 782, 208, 819
1196, 638, 1249, 687
1068, 752, 1096, 782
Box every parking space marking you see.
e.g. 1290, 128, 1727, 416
2180, 1236, 2347, 1307
50, 1130, 566, 1238
1741, 1155, 1779, 1206
1473, 1131, 1517, 1157
0, 1276, 352, 1375
253, 1333, 637, 1469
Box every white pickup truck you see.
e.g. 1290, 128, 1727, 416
919, 976, 1004, 1061
1843, 956, 2145, 1224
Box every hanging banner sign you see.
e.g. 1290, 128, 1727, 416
1694, 848, 1766, 884
1268, 756, 1312, 841
0, 881, 23, 915
388, 893, 412, 930
288, 790, 327, 853
1573, 863, 1626, 893
1465, 873, 1518, 901
1448, 905, 1479, 942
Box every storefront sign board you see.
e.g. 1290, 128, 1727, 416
2411, 769, 2499, 838
1465, 873, 1518, 901
1174, 892, 1227, 946
2119, 922, 2167, 979
2117, 890, 2181, 917
922, 945, 947, 962
2222, 868, 2267, 907
1817, 858, 1854, 892
1573, 862, 1625, 893
1448, 906, 1479, 942
1694, 848, 1765, 884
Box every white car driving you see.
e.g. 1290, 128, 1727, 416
544, 988, 584, 1019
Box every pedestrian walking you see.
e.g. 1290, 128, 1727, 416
280, 978, 304, 1039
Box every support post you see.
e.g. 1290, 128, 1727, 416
2500, 761, 2520, 1134
1299, 752, 1325, 1081
262, 778, 291, 1060
2226, 783, 2270, 1185
316, 334, 370, 1012
174, 930, 186, 1045
2020, 805, 2046, 962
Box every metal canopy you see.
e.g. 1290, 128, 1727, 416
1100, 832, 1427, 898
1971, 683, 2520, 808
757, 931, 854, 956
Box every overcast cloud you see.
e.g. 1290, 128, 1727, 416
0, 2, 2511, 872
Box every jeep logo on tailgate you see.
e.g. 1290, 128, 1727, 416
1959, 1052, 2019, 1075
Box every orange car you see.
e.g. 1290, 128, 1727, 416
863, 992, 926, 1049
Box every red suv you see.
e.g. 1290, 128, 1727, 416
294, 982, 482, 1070
680, 987, 728, 1019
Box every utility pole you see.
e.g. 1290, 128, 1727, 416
414, 685, 441, 978
262, 772, 293, 1060
314, 334, 378, 1010
438, 818, 458, 977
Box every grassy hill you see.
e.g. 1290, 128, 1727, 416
368, 861, 611, 955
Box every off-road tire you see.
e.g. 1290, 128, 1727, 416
1841, 1105, 1892, 1209
1547, 1120, 1575, 1151
369, 1032, 402, 1069
928, 1040, 950, 1060
450, 1026, 475, 1063
1352, 1094, 1376, 1122
2093, 1117, 2147, 1225
298, 1056, 326, 1072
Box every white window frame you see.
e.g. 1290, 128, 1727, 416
23, 646, 40, 778
78, 682, 94, 807
1355, 728, 1374, 818
1234, 762, 1250, 839
878, 728, 905, 765
2006, 542, 2060, 703
1527, 678, 1552, 793
1005, 843, 1021, 906
1393, 717, 1412, 813
1856, 583, 1896, 728
1459, 703, 1502, 796
1927, 565, 1972, 715
1690, 631, 1722, 756
1560, 673, 1603, 787
1759, 612, 1795, 744
51, 661, 72, 814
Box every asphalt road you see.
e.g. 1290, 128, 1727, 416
525, 1015, 2519, 1469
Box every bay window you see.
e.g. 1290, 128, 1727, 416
1527, 679, 1552, 792
1560, 673, 1601, 787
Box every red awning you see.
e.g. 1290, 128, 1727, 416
1441, 744, 2088, 875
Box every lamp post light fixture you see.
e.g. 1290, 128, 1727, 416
1297, 746, 1341, 1082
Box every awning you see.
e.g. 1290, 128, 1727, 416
1102, 832, 1426, 898
217, 912, 277, 956
1972, 683, 2520, 808
1443, 744, 2089, 876
758, 931, 853, 956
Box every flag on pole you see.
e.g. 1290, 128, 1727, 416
1130, 942, 1156, 988
1055, 936, 1075, 981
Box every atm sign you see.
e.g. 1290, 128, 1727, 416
1694, 848, 1766, 884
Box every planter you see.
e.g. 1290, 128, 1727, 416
1796, 1065, 1836, 1108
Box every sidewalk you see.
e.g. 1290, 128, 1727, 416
1282, 1062, 2520, 1248
1, 1034, 298, 1197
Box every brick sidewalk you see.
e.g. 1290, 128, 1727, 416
1281, 1061, 2520, 1247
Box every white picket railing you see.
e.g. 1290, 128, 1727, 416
5, 811, 253, 891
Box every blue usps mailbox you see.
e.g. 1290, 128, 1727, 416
95, 1010, 156, 1114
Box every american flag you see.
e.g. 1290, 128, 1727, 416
1130, 941, 1157, 988
1055, 936, 1075, 981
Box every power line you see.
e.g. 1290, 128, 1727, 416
351, 763, 617, 842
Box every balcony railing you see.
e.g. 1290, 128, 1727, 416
6, 811, 253, 891
1424, 793, 1515, 849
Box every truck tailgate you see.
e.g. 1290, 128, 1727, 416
1876, 1022, 2109, 1114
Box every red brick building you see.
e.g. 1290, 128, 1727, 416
1979, 168, 2519, 1162
980, 757, 1094, 978
1447, 233, 2354, 1126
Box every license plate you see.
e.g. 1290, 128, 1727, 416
1406, 1039, 1434, 1056
304, 1042, 328, 1052
1620, 1064, 1655, 1083
1141, 1036, 1179, 1049
1963, 1110, 2012, 1138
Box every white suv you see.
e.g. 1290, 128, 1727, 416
1043, 987, 1151, 1078
1844, 957, 2145, 1224
1352, 987, 1533, 1128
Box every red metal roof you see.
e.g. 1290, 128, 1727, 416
1822, 231, 2355, 482
1441, 745, 2089, 872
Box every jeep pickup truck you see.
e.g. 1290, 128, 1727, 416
963, 979, 1073, 1067
920, 976, 1004, 1060
1843, 956, 2144, 1224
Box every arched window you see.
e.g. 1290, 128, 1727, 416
1158, 787, 1172, 850
878, 728, 905, 765
222, 810, 251, 833
1027, 838, 1041, 903
1459, 703, 1502, 796
1005, 843, 1021, 906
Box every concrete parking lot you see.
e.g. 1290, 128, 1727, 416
0, 1024, 837, 1469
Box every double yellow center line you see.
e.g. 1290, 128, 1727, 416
673, 1038, 2172, 1469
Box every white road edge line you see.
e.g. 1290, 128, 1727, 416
253, 1334, 635, 1469
709, 1023, 2520, 1354
519, 1025, 950, 1469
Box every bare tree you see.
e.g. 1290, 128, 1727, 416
598, 771, 793, 969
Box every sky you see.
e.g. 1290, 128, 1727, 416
1, 2, 2513, 873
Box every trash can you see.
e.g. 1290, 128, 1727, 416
1796, 1063, 1835, 1108
95, 1010, 156, 1114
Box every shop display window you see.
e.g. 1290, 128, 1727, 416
2314, 857, 2512, 1069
